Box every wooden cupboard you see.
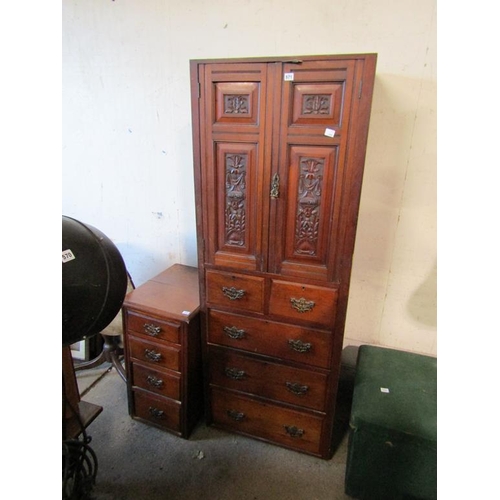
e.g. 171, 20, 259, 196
190, 54, 376, 458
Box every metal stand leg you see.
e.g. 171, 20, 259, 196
74, 333, 127, 382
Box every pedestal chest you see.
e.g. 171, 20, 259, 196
123, 264, 203, 438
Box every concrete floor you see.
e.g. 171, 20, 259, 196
75, 358, 355, 500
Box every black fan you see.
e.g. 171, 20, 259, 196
62, 216, 128, 500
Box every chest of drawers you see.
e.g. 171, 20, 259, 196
205, 269, 339, 456
123, 264, 202, 438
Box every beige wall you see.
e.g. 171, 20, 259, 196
63, 0, 436, 356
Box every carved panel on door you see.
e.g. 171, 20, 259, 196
291, 83, 344, 127
280, 146, 339, 280
213, 142, 261, 270
215, 82, 260, 125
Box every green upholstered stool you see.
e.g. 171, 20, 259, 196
345, 345, 437, 500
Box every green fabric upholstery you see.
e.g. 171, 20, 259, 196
345, 345, 437, 500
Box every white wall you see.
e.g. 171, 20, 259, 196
62, 0, 436, 356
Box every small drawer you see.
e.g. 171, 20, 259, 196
132, 389, 181, 433
129, 336, 181, 372
208, 309, 334, 369
209, 348, 329, 411
269, 280, 338, 327
126, 311, 181, 344
206, 270, 265, 314
131, 362, 181, 401
210, 387, 324, 456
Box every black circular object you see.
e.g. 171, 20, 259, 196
62, 216, 128, 347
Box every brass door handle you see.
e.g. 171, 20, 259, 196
270, 173, 280, 199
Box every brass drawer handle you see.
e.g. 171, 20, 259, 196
148, 407, 165, 419
288, 339, 312, 353
144, 349, 162, 362
290, 297, 315, 313
143, 323, 161, 336
224, 367, 246, 381
285, 381, 309, 396
146, 375, 164, 388
227, 409, 245, 422
222, 286, 246, 300
284, 425, 304, 438
223, 326, 246, 340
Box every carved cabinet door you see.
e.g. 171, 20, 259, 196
197, 62, 275, 272
268, 59, 360, 283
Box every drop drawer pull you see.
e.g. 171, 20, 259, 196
288, 339, 312, 353
285, 381, 309, 395
222, 286, 246, 300
224, 367, 246, 380
223, 326, 246, 340
146, 375, 164, 388
290, 297, 315, 313
144, 349, 162, 362
284, 425, 304, 438
148, 407, 165, 419
227, 409, 245, 422
143, 323, 162, 336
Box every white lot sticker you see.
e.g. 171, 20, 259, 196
62, 249, 76, 263
182, 310, 190, 316
380, 387, 390, 393
284, 72, 294, 81
324, 128, 335, 138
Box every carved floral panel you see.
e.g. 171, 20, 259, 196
225, 153, 248, 247
294, 158, 324, 256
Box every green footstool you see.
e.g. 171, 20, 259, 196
345, 345, 437, 499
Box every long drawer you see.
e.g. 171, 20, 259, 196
210, 386, 324, 456
131, 362, 181, 401
209, 347, 329, 411
132, 388, 181, 433
128, 336, 181, 372
208, 309, 334, 369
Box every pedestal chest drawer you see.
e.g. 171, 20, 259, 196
127, 311, 181, 344
210, 387, 324, 456
131, 362, 181, 401
133, 389, 181, 433
208, 309, 334, 369
209, 348, 329, 411
129, 336, 181, 372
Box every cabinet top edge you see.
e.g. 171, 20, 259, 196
189, 53, 378, 65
